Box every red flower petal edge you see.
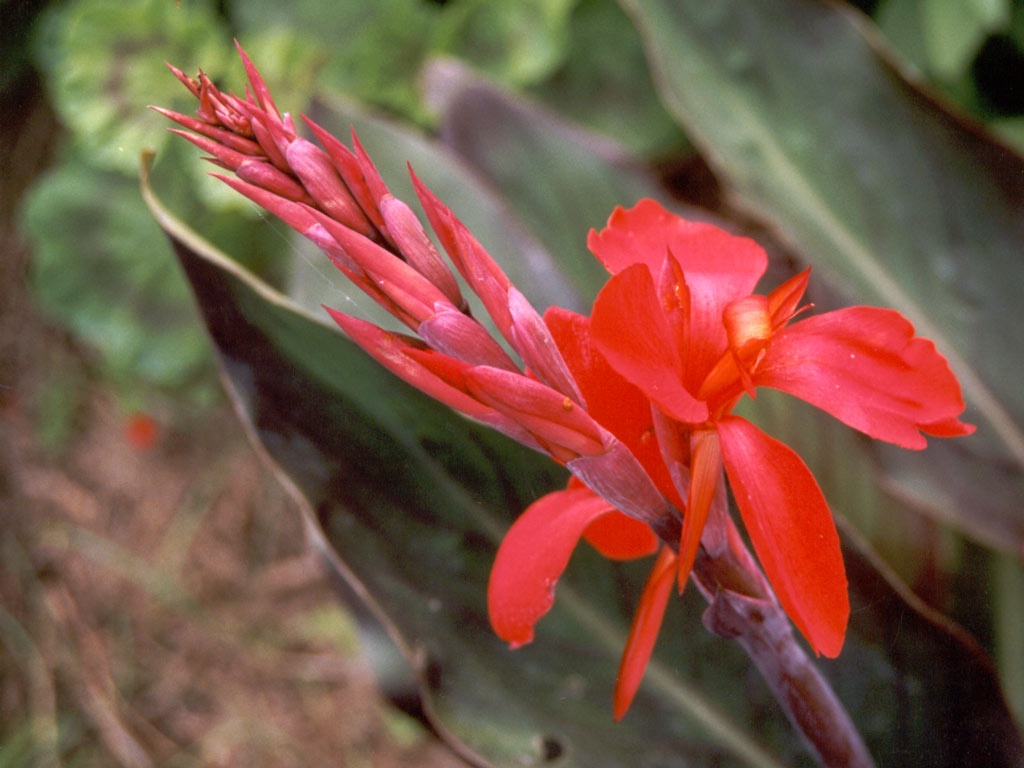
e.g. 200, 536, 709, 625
489, 487, 627, 647
590, 263, 707, 423
583, 510, 660, 560
717, 416, 849, 657
758, 307, 975, 449
613, 546, 677, 720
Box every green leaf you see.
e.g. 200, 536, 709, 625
433, 0, 577, 87
920, 0, 1010, 80
32, 0, 235, 174
994, 548, 1024, 728
920, 0, 1003, 79
876, 0, 931, 75
422, 58, 669, 303
21, 158, 214, 394
526, 0, 691, 159
232, 0, 439, 121
622, 0, 1024, 552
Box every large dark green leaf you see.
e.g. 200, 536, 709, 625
524, 0, 690, 159
421, 57, 671, 296
621, 0, 1024, 552
144, 148, 1023, 766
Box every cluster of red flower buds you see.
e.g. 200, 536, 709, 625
152, 44, 679, 537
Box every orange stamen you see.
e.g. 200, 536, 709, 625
677, 430, 722, 592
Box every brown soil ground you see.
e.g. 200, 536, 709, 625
0, 76, 467, 768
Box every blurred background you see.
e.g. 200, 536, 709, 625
2, 0, 1023, 765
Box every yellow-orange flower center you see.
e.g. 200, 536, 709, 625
698, 295, 773, 407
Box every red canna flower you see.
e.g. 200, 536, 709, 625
158, 49, 974, 724
488, 199, 974, 718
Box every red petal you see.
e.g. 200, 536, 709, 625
561, 475, 666, 543
545, 307, 681, 506
285, 138, 375, 235
588, 200, 768, 388
380, 195, 464, 307
588, 200, 764, 283
613, 546, 677, 720
590, 264, 707, 423
325, 309, 488, 419
236, 40, 280, 119
417, 305, 518, 371
410, 168, 517, 345
583, 511, 659, 560
301, 115, 385, 233
757, 307, 975, 449
717, 417, 848, 657
508, 287, 584, 404
488, 487, 620, 647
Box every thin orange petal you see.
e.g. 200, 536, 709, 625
678, 431, 722, 592
613, 546, 677, 720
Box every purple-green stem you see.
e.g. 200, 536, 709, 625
650, 503, 875, 768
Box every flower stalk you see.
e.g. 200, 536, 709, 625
155, 45, 975, 768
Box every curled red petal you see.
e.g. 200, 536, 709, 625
757, 307, 975, 449
302, 115, 385, 233
717, 417, 848, 657
590, 264, 707, 423
309, 208, 449, 325
767, 268, 811, 329
380, 195, 464, 307
409, 168, 516, 345
583, 511, 659, 560
350, 129, 391, 205
508, 287, 584, 405
285, 138, 375, 236
235, 159, 311, 203
235, 40, 280, 119
588, 200, 767, 388
418, 305, 518, 371
613, 546, 677, 720
488, 487, 619, 647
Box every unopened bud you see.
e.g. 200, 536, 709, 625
381, 195, 464, 307
287, 138, 375, 237
464, 367, 605, 461
418, 305, 517, 370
